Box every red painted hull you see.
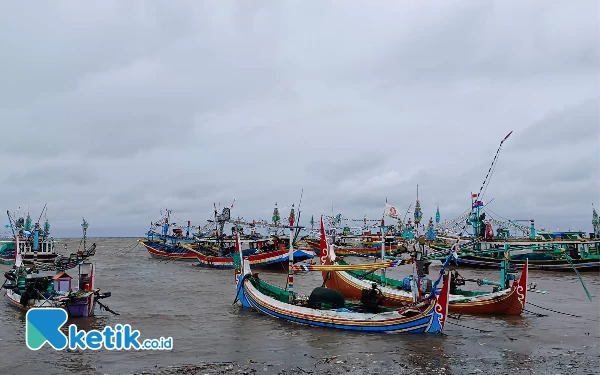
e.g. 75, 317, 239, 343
323, 261, 528, 315
197, 249, 314, 269
306, 239, 397, 257
140, 242, 198, 261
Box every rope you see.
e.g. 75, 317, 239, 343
526, 302, 582, 318
447, 320, 493, 333
107, 242, 139, 256
477, 131, 512, 201
523, 309, 547, 317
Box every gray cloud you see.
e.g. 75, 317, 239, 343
0, 1, 598, 237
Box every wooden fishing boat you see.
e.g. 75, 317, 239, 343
2, 221, 112, 317
139, 239, 200, 261
183, 242, 314, 269
454, 253, 598, 272
1, 210, 58, 265
327, 258, 528, 315
305, 238, 397, 257
234, 232, 450, 333
432, 234, 600, 272
319, 219, 529, 315
3, 260, 108, 317
139, 209, 201, 261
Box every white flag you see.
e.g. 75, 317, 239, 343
384, 204, 400, 219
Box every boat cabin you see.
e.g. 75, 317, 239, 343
53, 271, 73, 292
77, 262, 93, 291
16, 234, 55, 256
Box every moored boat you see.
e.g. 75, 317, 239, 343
139, 208, 199, 261
320, 219, 529, 315
2, 220, 112, 317
1, 209, 58, 265
234, 220, 450, 333
196, 247, 314, 269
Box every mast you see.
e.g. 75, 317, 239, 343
6, 210, 16, 238
288, 204, 295, 304
81, 217, 89, 250
593, 204, 599, 237
213, 203, 219, 249
380, 205, 386, 286
414, 185, 422, 228
272, 203, 280, 236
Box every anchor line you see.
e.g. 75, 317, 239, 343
107, 242, 139, 256
522, 309, 547, 317
526, 302, 583, 318
446, 320, 493, 333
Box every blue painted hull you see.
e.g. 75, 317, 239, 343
237, 276, 448, 333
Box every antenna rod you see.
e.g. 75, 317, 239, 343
37, 203, 48, 224
6, 210, 16, 238
477, 131, 513, 201
293, 188, 304, 243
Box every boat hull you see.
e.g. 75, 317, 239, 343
240, 277, 447, 333
0, 253, 58, 265
324, 268, 526, 315
453, 255, 599, 272
306, 239, 398, 257
310, 246, 397, 258
198, 249, 314, 269
140, 240, 198, 261
5, 289, 97, 317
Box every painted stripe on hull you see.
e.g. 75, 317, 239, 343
331, 269, 522, 314
0, 254, 58, 265
456, 257, 599, 271
142, 243, 198, 261
5, 291, 94, 317
198, 250, 314, 269
242, 280, 443, 333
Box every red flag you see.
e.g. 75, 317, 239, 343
319, 216, 329, 264
472, 193, 478, 198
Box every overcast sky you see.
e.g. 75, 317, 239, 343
1, 1, 598, 238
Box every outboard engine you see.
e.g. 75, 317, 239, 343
307, 287, 345, 309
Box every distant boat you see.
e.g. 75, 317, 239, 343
1, 210, 58, 265
180, 238, 314, 269
432, 234, 600, 272
138, 209, 200, 261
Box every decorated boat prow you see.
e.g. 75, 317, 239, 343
234, 216, 450, 333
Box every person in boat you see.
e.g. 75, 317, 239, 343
418, 235, 426, 255
449, 270, 465, 294
361, 283, 384, 313
450, 238, 460, 262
